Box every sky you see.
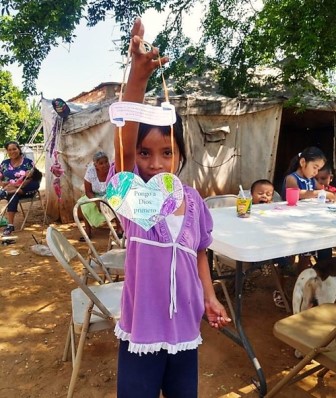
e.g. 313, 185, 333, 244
5, 7, 204, 101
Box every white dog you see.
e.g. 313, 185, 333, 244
292, 258, 336, 357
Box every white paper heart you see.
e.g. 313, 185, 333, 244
106, 172, 184, 231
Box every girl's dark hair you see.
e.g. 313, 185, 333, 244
136, 113, 187, 173
5, 141, 22, 155
250, 179, 274, 193
319, 162, 333, 175
286, 146, 327, 175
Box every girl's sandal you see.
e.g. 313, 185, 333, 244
2, 224, 15, 236
273, 290, 285, 309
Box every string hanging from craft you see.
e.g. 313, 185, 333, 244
106, 35, 184, 231
111, 38, 176, 174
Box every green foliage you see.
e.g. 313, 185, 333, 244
0, 69, 27, 144
19, 99, 43, 144
1, 0, 336, 101
247, 0, 336, 86
0, 69, 41, 146
0, 1, 84, 94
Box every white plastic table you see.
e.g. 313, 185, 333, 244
208, 200, 336, 397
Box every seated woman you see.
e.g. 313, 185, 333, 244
0, 141, 42, 236
77, 151, 111, 240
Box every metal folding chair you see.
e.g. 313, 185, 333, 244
266, 303, 336, 397
99, 199, 126, 250
46, 226, 123, 398
19, 189, 44, 230
73, 198, 125, 283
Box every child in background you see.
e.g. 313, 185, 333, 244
316, 162, 336, 260
107, 18, 230, 398
283, 146, 334, 201
283, 147, 334, 271
251, 179, 292, 308
316, 162, 336, 194
251, 179, 274, 204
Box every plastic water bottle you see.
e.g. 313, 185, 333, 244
317, 187, 326, 203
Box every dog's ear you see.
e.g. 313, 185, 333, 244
314, 257, 336, 280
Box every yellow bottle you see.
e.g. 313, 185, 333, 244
236, 191, 252, 218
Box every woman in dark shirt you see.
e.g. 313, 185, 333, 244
0, 141, 41, 236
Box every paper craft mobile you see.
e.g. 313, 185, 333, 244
105, 38, 183, 230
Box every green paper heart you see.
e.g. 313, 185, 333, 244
106, 172, 184, 231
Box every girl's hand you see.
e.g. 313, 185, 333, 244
128, 18, 169, 82
326, 191, 335, 202
205, 297, 231, 329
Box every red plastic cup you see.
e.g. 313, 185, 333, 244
286, 187, 300, 206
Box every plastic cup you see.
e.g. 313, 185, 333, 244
286, 187, 300, 206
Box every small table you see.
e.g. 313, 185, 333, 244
208, 200, 336, 397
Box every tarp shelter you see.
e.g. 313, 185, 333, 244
42, 95, 336, 223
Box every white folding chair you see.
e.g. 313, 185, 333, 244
46, 226, 123, 398
204, 194, 237, 209
73, 199, 125, 283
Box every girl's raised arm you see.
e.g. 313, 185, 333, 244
114, 18, 169, 173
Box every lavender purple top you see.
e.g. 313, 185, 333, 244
107, 165, 213, 355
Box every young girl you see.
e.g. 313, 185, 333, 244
107, 18, 230, 398
283, 146, 335, 201
283, 146, 334, 270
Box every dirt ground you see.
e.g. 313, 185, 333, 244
0, 192, 335, 398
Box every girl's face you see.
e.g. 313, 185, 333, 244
252, 183, 274, 204
316, 169, 332, 187
7, 143, 21, 159
136, 128, 181, 182
94, 157, 110, 174
300, 158, 325, 179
